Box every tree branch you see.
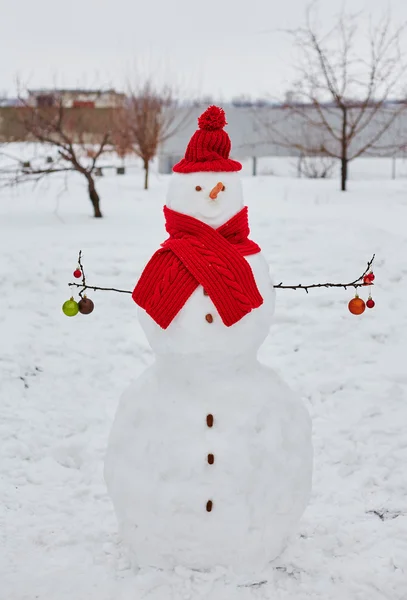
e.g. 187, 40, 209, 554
274, 254, 375, 292
68, 251, 376, 296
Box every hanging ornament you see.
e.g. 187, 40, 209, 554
73, 268, 82, 279
366, 296, 375, 309
363, 272, 375, 285
78, 296, 94, 315
62, 297, 79, 317
348, 294, 366, 315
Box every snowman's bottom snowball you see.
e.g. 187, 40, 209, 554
104, 359, 313, 573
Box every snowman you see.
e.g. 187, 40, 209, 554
104, 106, 313, 575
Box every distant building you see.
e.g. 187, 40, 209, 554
157, 102, 407, 173
0, 97, 22, 107
27, 89, 126, 108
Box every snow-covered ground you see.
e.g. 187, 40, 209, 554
1, 161, 407, 599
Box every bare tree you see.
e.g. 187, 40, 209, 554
114, 81, 184, 190
297, 154, 336, 179
8, 92, 115, 216
262, 7, 407, 191
111, 127, 133, 169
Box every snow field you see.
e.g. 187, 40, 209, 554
1, 163, 406, 599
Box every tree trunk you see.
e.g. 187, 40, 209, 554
297, 154, 303, 178
252, 156, 257, 176
87, 175, 103, 218
340, 107, 348, 192
341, 157, 348, 191
144, 160, 149, 190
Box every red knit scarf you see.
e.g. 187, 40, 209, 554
132, 206, 263, 329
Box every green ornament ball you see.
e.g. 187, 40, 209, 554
62, 297, 79, 317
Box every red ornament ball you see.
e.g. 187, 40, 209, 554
363, 275, 371, 285
348, 296, 366, 315
73, 268, 82, 278
366, 298, 375, 309
78, 297, 94, 315
367, 272, 375, 282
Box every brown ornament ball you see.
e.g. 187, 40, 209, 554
78, 297, 94, 315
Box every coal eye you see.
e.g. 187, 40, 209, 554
195, 185, 202, 191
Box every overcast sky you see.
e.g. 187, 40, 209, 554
1, 0, 406, 100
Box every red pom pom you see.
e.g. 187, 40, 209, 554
198, 106, 227, 131
366, 298, 375, 309
73, 269, 81, 278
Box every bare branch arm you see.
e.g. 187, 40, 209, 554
68, 252, 375, 296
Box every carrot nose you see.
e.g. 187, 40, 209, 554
209, 182, 224, 200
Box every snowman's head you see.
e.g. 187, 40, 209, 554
166, 171, 244, 227
168, 106, 243, 226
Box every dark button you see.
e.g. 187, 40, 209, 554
206, 414, 214, 427
203, 289, 209, 296
206, 500, 213, 512
205, 314, 213, 323
207, 453, 215, 465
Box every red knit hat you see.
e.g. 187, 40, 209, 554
173, 106, 242, 173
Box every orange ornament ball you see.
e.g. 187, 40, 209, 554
348, 296, 366, 315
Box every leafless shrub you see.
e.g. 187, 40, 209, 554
3, 90, 116, 217
260, 6, 407, 190
113, 80, 185, 189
